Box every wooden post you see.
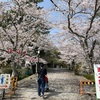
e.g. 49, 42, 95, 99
80, 81, 82, 95
2, 89, 5, 99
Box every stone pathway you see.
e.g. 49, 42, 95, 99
1, 68, 96, 100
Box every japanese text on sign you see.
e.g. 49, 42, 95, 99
94, 64, 100, 99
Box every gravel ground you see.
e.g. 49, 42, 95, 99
46, 68, 96, 100
1, 68, 96, 100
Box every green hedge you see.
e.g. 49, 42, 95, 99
18, 68, 33, 80
1, 67, 33, 80
18, 74, 29, 80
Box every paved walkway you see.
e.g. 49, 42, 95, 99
1, 68, 96, 100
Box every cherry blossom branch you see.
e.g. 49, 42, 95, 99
2, 28, 14, 46
86, 0, 100, 38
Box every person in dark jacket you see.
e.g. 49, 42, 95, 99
37, 63, 47, 98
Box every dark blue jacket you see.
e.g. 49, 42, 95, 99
37, 67, 47, 78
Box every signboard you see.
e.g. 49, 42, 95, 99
94, 64, 100, 99
0, 74, 11, 89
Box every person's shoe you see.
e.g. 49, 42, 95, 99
41, 94, 44, 99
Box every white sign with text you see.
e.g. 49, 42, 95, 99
94, 64, 100, 99
0, 74, 11, 89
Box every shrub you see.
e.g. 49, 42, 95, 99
18, 74, 29, 80
18, 67, 33, 80
2, 68, 12, 75
83, 74, 95, 81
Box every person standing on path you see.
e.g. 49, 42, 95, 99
37, 63, 47, 98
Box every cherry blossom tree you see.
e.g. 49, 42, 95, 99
0, 0, 50, 76
49, 0, 100, 73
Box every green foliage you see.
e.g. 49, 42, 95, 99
74, 62, 82, 75
0, 62, 11, 69
1, 67, 32, 80
18, 68, 32, 75
2, 68, 12, 74
40, 49, 62, 68
34, 23, 50, 35
0, 11, 12, 28
83, 74, 95, 81
18, 74, 29, 80
18, 67, 33, 80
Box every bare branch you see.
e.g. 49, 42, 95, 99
50, 0, 65, 14
86, 0, 100, 38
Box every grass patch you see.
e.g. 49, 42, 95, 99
83, 74, 95, 81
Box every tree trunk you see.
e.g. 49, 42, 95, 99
11, 62, 19, 77
85, 55, 94, 74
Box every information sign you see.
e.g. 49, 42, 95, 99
0, 74, 11, 89
94, 64, 100, 99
